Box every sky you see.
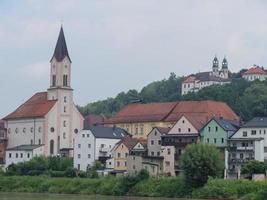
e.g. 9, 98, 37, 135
1, 0, 267, 118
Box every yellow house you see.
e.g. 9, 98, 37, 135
113, 137, 139, 172
104, 100, 239, 139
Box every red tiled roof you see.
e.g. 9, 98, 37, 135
84, 114, 106, 127
155, 127, 170, 135
104, 102, 177, 124
3, 92, 57, 120
117, 136, 139, 151
105, 100, 239, 124
183, 75, 196, 83
244, 66, 267, 75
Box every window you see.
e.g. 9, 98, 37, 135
50, 140, 54, 155
214, 138, 217, 143
167, 148, 171, 155
158, 140, 161, 145
140, 126, 144, 135
38, 127, 42, 133
31, 127, 33, 133
8, 128, 11, 134
221, 138, 224, 143
157, 151, 160, 156
16, 153, 18, 158
9, 153, 11, 158
38, 139, 41, 145
240, 153, 244, 159
64, 106, 66, 113
30, 140, 33, 145
15, 128, 18, 133
63, 132, 66, 139
78, 144, 81, 148
125, 153, 128, 157
215, 126, 218, 132
178, 128, 181, 132
151, 151, 154, 156
63, 121, 66, 127
135, 126, 138, 135
88, 154, 91, 158
251, 130, 256, 135
117, 161, 120, 167
77, 164, 80, 170
264, 147, 267, 153
133, 165, 136, 170
50, 127, 55, 132
243, 131, 247, 137
151, 140, 154, 145
118, 153, 121, 158
208, 127, 211, 132
52, 75, 56, 86
207, 138, 209, 143
87, 134, 89, 137
23, 128, 26, 133
74, 129, 78, 134
78, 154, 81, 159
182, 120, 185, 123
188, 128, 191, 132
64, 96, 67, 103
165, 161, 170, 166
20, 153, 23, 158
82, 134, 85, 138
125, 161, 127, 167
63, 75, 68, 86
178, 149, 182, 155
88, 144, 91, 148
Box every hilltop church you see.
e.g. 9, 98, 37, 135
181, 56, 230, 95
3, 27, 84, 157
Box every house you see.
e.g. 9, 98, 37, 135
0, 120, 7, 164
200, 117, 240, 169
242, 66, 267, 82
227, 117, 267, 177
3, 26, 84, 157
113, 136, 139, 173
182, 56, 230, 95
5, 145, 44, 167
104, 100, 239, 138
73, 126, 128, 171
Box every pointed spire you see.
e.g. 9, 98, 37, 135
51, 26, 71, 62
222, 56, 228, 69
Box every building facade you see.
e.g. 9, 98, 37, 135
3, 27, 84, 157
182, 56, 230, 95
5, 145, 44, 167
0, 122, 7, 164
73, 126, 128, 171
242, 66, 267, 81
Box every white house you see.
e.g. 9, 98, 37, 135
74, 126, 128, 171
5, 145, 44, 167
182, 56, 230, 95
3, 26, 84, 158
227, 117, 267, 176
242, 66, 267, 81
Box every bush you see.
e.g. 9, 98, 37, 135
49, 171, 66, 177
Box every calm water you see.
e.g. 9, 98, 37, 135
0, 193, 191, 200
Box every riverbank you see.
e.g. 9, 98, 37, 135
0, 176, 267, 199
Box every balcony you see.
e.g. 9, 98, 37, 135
99, 147, 109, 153
228, 158, 254, 163
236, 146, 254, 151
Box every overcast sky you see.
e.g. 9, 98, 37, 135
1, 0, 267, 118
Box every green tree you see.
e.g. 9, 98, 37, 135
181, 143, 224, 187
241, 160, 267, 176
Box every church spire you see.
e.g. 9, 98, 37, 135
51, 26, 71, 62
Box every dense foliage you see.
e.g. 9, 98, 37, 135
181, 143, 224, 187
241, 160, 267, 177
78, 71, 267, 121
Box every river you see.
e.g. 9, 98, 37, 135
0, 193, 191, 200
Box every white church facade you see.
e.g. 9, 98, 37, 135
3, 27, 84, 163
181, 56, 230, 95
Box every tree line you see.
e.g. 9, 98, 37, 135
78, 71, 267, 121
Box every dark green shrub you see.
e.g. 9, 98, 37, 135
49, 171, 65, 177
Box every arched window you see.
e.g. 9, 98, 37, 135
63, 75, 68, 86
50, 140, 54, 155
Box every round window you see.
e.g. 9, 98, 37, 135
74, 129, 78, 134
50, 127, 55, 132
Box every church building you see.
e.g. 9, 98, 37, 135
3, 27, 84, 158
181, 56, 230, 95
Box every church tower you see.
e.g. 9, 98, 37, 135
221, 57, 229, 79
212, 56, 219, 76
47, 26, 76, 156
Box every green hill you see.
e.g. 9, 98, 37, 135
78, 72, 267, 121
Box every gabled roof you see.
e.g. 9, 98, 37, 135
3, 92, 57, 120
201, 117, 239, 133
243, 66, 267, 75
85, 125, 129, 139
7, 144, 43, 151
242, 117, 267, 128
104, 102, 177, 124
115, 136, 140, 151
183, 75, 196, 83
51, 26, 71, 62
155, 127, 170, 135
104, 100, 239, 124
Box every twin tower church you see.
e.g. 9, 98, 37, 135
3, 27, 84, 156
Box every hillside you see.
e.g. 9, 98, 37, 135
78, 72, 267, 121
